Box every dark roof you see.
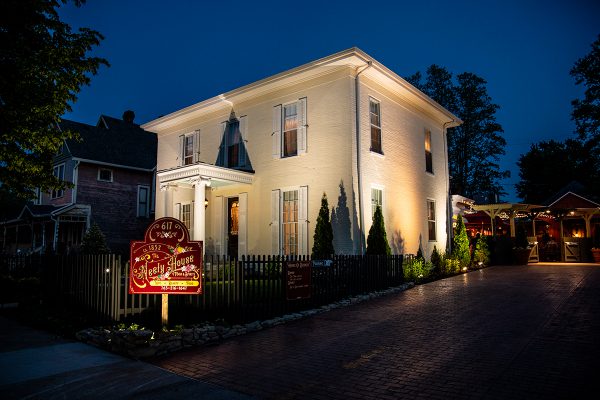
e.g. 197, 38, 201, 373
59, 115, 157, 170
541, 181, 588, 207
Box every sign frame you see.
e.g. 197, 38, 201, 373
285, 260, 312, 300
129, 217, 203, 295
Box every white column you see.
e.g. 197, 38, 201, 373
193, 178, 211, 242
160, 183, 170, 218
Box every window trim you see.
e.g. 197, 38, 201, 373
97, 168, 113, 182
427, 199, 437, 242
51, 163, 65, 199
281, 187, 300, 256
137, 185, 150, 218
369, 97, 383, 154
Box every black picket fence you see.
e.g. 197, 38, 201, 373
2, 254, 406, 326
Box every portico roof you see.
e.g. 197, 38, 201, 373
157, 162, 254, 187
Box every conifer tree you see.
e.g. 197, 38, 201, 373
312, 193, 334, 258
452, 214, 470, 267
81, 223, 109, 254
366, 205, 391, 255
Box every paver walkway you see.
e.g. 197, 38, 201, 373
153, 264, 600, 399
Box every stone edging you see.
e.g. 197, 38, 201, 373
76, 282, 414, 359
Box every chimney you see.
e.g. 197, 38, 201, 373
122, 110, 135, 123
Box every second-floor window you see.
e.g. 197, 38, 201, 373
180, 130, 199, 166
51, 163, 65, 199
98, 168, 113, 182
137, 185, 150, 217
425, 129, 433, 174
272, 98, 307, 159
370, 98, 382, 154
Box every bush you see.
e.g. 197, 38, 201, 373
452, 215, 470, 268
404, 257, 434, 282
430, 246, 443, 276
312, 193, 334, 258
81, 223, 109, 254
472, 234, 490, 267
441, 255, 461, 275
366, 205, 391, 255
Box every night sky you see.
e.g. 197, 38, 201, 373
59, 0, 600, 201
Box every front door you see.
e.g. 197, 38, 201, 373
227, 197, 239, 257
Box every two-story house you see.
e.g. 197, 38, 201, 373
1, 111, 157, 255
142, 48, 461, 258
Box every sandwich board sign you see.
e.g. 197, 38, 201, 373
130, 217, 202, 295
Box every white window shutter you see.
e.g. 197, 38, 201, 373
298, 98, 307, 155
238, 192, 248, 257
193, 130, 200, 163
298, 185, 308, 255
271, 189, 280, 254
272, 105, 281, 159
173, 203, 181, 221
239, 115, 247, 167
178, 135, 184, 166
212, 196, 224, 256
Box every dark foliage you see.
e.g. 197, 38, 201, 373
312, 193, 334, 258
366, 205, 391, 255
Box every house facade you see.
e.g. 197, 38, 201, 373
1, 112, 157, 255
143, 48, 461, 258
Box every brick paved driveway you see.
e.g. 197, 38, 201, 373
152, 264, 600, 399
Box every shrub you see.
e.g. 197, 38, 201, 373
452, 214, 470, 268
403, 257, 434, 282
430, 246, 443, 275
441, 255, 461, 275
366, 205, 391, 255
81, 223, 109, 254
472, 234, 490, 267
312, 193, 334, 258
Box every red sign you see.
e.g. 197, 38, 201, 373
285, 260, 311, 300
129, 217, 203, 295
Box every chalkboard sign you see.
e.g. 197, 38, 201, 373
285, 260, 311, 300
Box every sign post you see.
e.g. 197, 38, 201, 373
130, 217, 203, 327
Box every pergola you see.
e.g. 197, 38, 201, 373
472, 203, 543, 237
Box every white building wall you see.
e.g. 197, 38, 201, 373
358, 76, 450, 257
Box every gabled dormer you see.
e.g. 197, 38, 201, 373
216, 110, 253, 172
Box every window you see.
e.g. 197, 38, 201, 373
282, 190, 299, 255
137, 185, 150, 217
272, 98, 307, 159
98, 168, 113, 182
180, 131, 199, 166
425, 129, 433, 173
51, 164, 65, 199
370, 98, 382, 154
427, 200, 436, 241
272, 187, 308, 255
283, 103, 298, 157
371, 187, 383, 218
181, 203, 192, 230
33, 188, 41, 205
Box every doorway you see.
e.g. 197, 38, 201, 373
227, 197, 239, 257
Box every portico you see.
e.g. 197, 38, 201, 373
157, 163, 253, 255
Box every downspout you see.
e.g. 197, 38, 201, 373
443, 120, 454, 253
355, 61, 372, 255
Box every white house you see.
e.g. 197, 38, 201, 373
142, 48, 461, 258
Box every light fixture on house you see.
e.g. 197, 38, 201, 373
205, 198, 208, 208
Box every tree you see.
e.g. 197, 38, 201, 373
570, 34, 600, 198
0, 0, 108, 198
407, 67, 509, 200
312, 193, 334, 258
452, 214, 470, 267
571, 34, 600, 144
81, 223, 109, 254
516, 139, 594, 203
366, 205, 391, 255
472, 234, 490, 267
